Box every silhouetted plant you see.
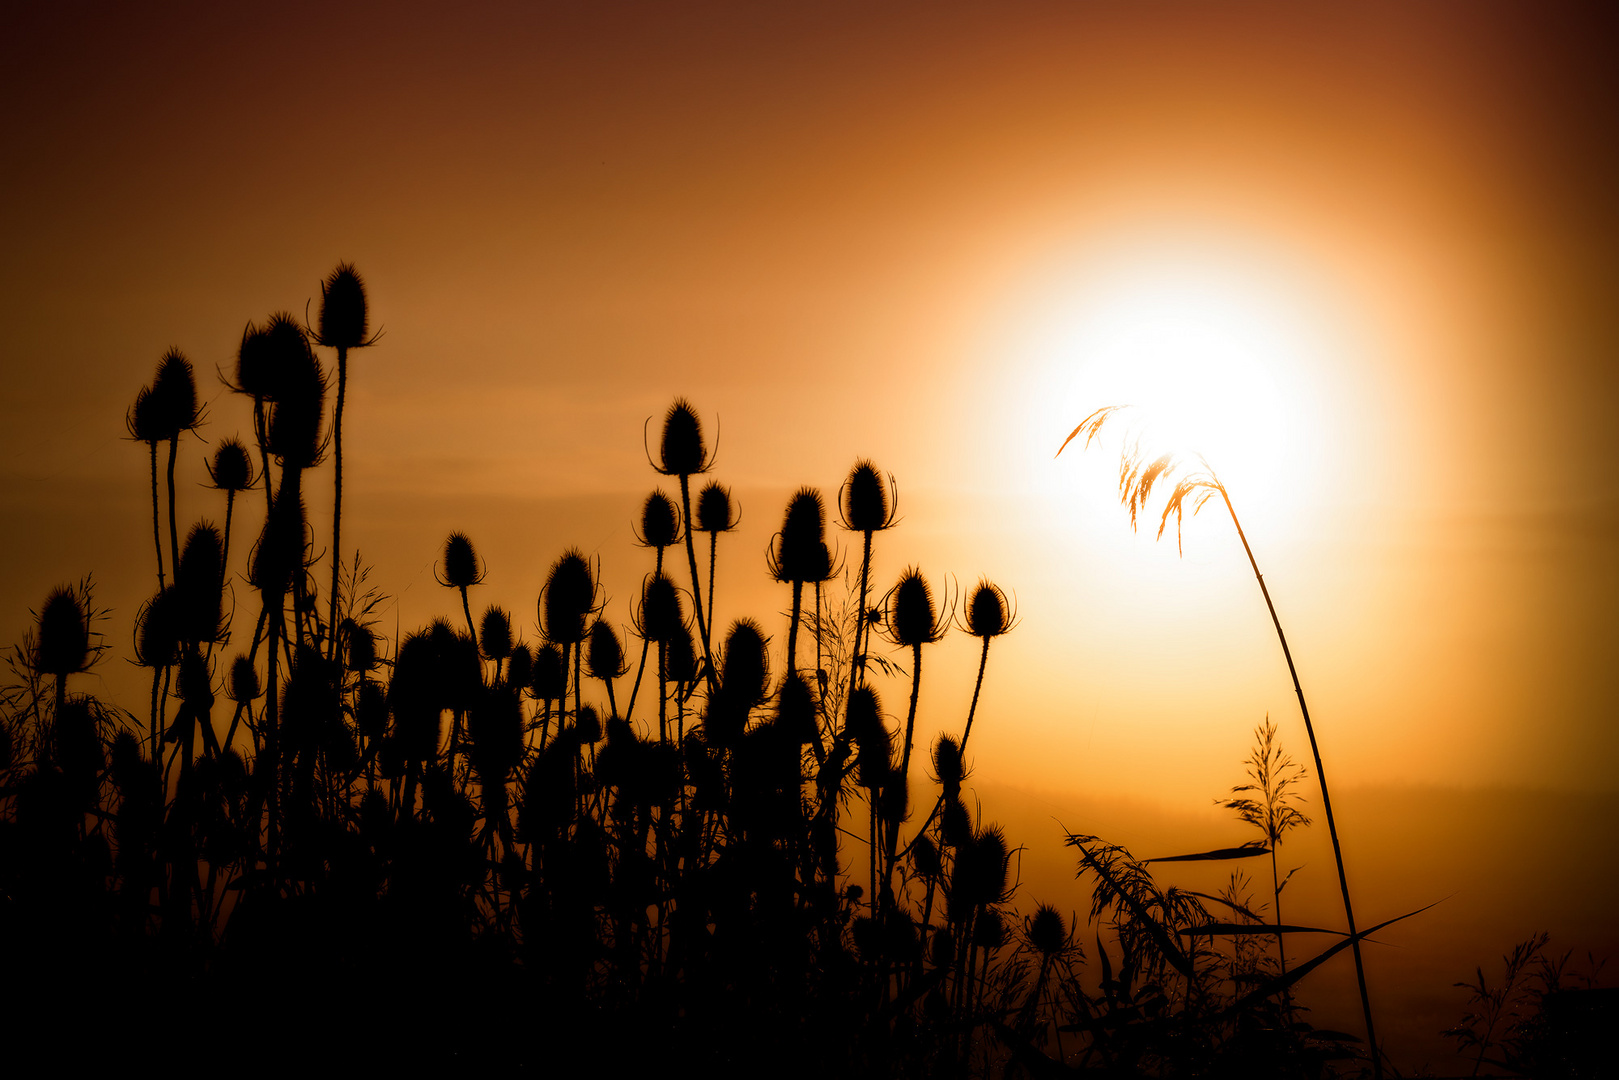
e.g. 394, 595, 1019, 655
1060, 403, 1382, 1072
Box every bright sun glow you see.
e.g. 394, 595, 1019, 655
1006, 243, 1341, 528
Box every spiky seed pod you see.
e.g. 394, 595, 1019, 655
149, 348, 200, 438
879, 771, 909, 828
440, 629, 482, 712
965, 579, 1011, 639
390, 631, 445, 760
776, 672, 818, 745
974, 908, 1007, 950
664, 622, 697, 686
54, 697, 104, 796
912, 833, 941, 879
126, 385, 164, 443
586, 619, 626, 679
941, 795, 971, 850
207, 438, 255, 492
932, 733, 963, 799
657, 398, 708, 476
530, 643, 567, 700
954, 825, 1010, 908
440, 532, 482, 590
249, 491, 305, 595
134, 587, 181, 669
771, 488, 830, 584
886, 568, 945, 647
227, 654, 260, 703
639, 573, 684, 644
316, 262, 369, 350
480, 606, 513, 662
696, 481, 738, 533
356, 679, 388, 738
844, 686, 883, 744
638, 490, 681, 549
1029, 903, 1066, 957
841, 460, 895, 533
505, 643, 533, 691
176, 523, 224, 643
541, 549, 596, 646
576, 705, 602, 744
34, 586, 91, 677
233, 321, 275, 400
720, 618, 770, 706
262, 315, 326, 466
343, 620, 378, 674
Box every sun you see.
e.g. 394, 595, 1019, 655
1010, 244, 1339, 524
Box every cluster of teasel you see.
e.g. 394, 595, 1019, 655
4, 263, 1097, 1070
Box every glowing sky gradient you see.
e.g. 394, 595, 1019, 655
4, 2, 1617, 1065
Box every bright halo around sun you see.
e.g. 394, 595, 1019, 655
1012, 245, 1340, 531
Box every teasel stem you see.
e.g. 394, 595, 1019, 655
149, 443, 166, 590
678, 475, 715, 692
706, 529, 718, 639
166, 435, 181, 590
327, 344, 347, 661
882, 640, 923, 906
786, 579, 804, 676
1217, 484, 1380, 1075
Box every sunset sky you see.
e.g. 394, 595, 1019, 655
4, 1, 1616, 1064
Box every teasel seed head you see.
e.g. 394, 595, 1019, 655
530, 643, 567, 700
941, 795, 971, 850
316, 262, 370, 350
480, 606, 513, 662
974, 908, 1006, 950
696, 481, 739, 533
637, 490, 681, 550
885, 567, 947, 648
638, 572, 685, 644
34, 585, 93, 677
438, 532, 483, 590
126, 384, 165, 445
720, 618, 770, 707
932, 733, 963, 799
227, 654, 261, 703
1028, 903, 1067, 958
206, 438, 256, 493
343, 619, 378, 674
505, 642, 534, 690
962, 578, 1014, 639
769, 487, 832, 584
586, 618, 627, 679
879, 771, 909, 828
540, 549, 597, 646
150, 348, 200, 439
663, 622, 697, 686
248, 490, 306, 596
912, 833, 941, 879
176, 523, 225, 644
840, 460, 897, 533
656, 397, 709, 477
133, 587, 181, 669
576, 704, 602, 744
776, 672, 818, 746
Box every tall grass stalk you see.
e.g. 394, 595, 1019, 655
1059, 405, 1381, 1074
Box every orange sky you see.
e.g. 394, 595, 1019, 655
3, 2, 1617, 1064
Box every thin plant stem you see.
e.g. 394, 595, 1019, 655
1217, 485, 1380, 1075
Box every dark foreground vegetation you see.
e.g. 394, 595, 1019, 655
1, 265, 1607, 1076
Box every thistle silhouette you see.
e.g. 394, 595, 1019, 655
1058, 403, 1382, 1074
314, 262, 376, 663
